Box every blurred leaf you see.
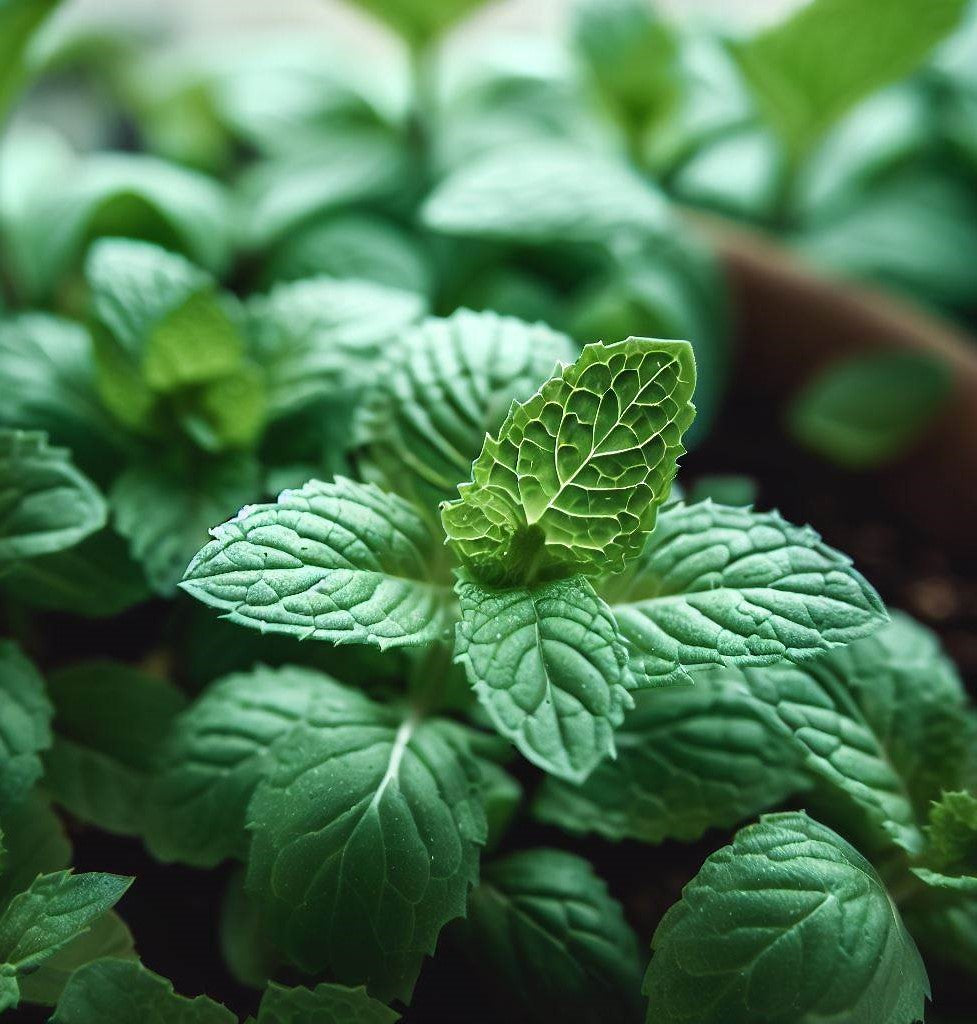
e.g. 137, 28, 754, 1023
788, 351, 952, 468
0, 793, 71, 910
344, 0, 484, 44
687, 474, 757, 506
731, 0, 968, 157
0, 642, 52, 817
0, 0, 62, 123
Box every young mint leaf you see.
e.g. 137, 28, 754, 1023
247, 275, 426, 419
0, 431, 107, 564
458, 848, 642, 1022
0, 528, 150, 618
454, 573, 633, 782
0, 642, 53, 815
50, 959, 235, 1024
442, 338, 696, 585
910, 792, 977, 893
246, 686, 486, 1002
256, 981, 399, 1024
603, 501, 888, 685
479, 760, 521, 854
645, 811, 930, 1024
422, 140, 671, 246
146, 664, 327, 867
0, 314, 120, 471
533, 675, 808, 844
344, 0, 482, 44
111, 453, 262, 595
182, 478, 453, 651
0, 0, 62, 122
0, 794, 70, 911
787, 351, 952, 469
43, 660, 187, 837
0, 870, 132, 973
17, 912, 135, 1007
730, 0, 968, 158
354, 308, 575, 512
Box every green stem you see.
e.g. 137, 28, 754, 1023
407, 38, 438, 181
408, 639, 456, 716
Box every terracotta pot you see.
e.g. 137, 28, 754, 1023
693, 213, 977, 552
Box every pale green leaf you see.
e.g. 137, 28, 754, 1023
645, 812, 930, 1024
246, 685, 486, 1002
256, 981, 399, 1024
43, 661, 186, 837
788, 351, 953, 468
0, 642, 53, 815
246, 276, 426, 419
354, 308, 575, 512
442, 338, 696, 584
345, 0, 483, 43
454, 573, 634, 782
182, 477, 452, 651
534, 674, 808, 844
603, 501, 888, 685
0, 431, 106, 564
0, 871, 132, 973
422, 140, 671, 246
731, 0, 968, 156
458, 848, 642, 1023
111, 453, 262, 594
146, 664, 327, 867
50, 959, 235, 1024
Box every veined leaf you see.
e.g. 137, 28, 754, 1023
183, 477, 452, 650
458, 848, 642, 1022
354, 308, 575, 511
246, 685, 486, 1002
50, 959, 235, 1024
454, 573, 634, 782
255, 981, 399, 1024
43, 661, 187, 837
111, 453, 262, 594
731, 0, 968, 157
911, 791, 977, 893
644, 812, 929, 1024
0, 431, 106, 564
146, 664, 328, 867
0, 871, 132, 973
442, 338, 696, 584
534, 674, 808, 844
422, 140, 672, 246
0, 641, 53, 814
0, 794, 70, 914
246, 275, 426, 419
603, 501, 888, 685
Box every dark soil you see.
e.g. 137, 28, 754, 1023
14, 376, 977, 1024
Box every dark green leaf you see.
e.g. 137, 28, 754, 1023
256, 981, 399, 1024
0, 642, 52, 815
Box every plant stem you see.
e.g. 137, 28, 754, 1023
408, 639, 456, 716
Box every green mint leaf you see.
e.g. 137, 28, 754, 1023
246, 686, 486, 1002
0, 871, 132, 973
0, 0, 61, 122
686, 473, 757, 507
111, 453, 262, 595
910, 791, 977, 892
239, 130, 409, 251
354, 308, 575, 512
13, 149, 232, 300
0, 974, 16, 1013
458, 848, 642, 1022
256, 981, 399, 1024
442, 338, 696, 585
0, 528, 149, 618
17, 912, 135, 1007
262, 213, 432, 296
454, 573, 634, 782
787, 351, 952, 469
219, 869, 279, 989
533, 674, 808, 844
146, 664, 327, 867
0, 794, 70, 911
0, 642, 53, 815
43, 660, 186, 837
604, 501, 888, 685
343, 0, 482, 43
731, 0, 968, 157
0, 431, 106, 564
645, 811, 930, 1024
182, 477, 453, 651
903, 897, 977, 980
422, 141, 671, 246
247, 275, 426, 420
0, 314, 120, 471
50, 959, 235, 1024
479, 760, 521, 854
